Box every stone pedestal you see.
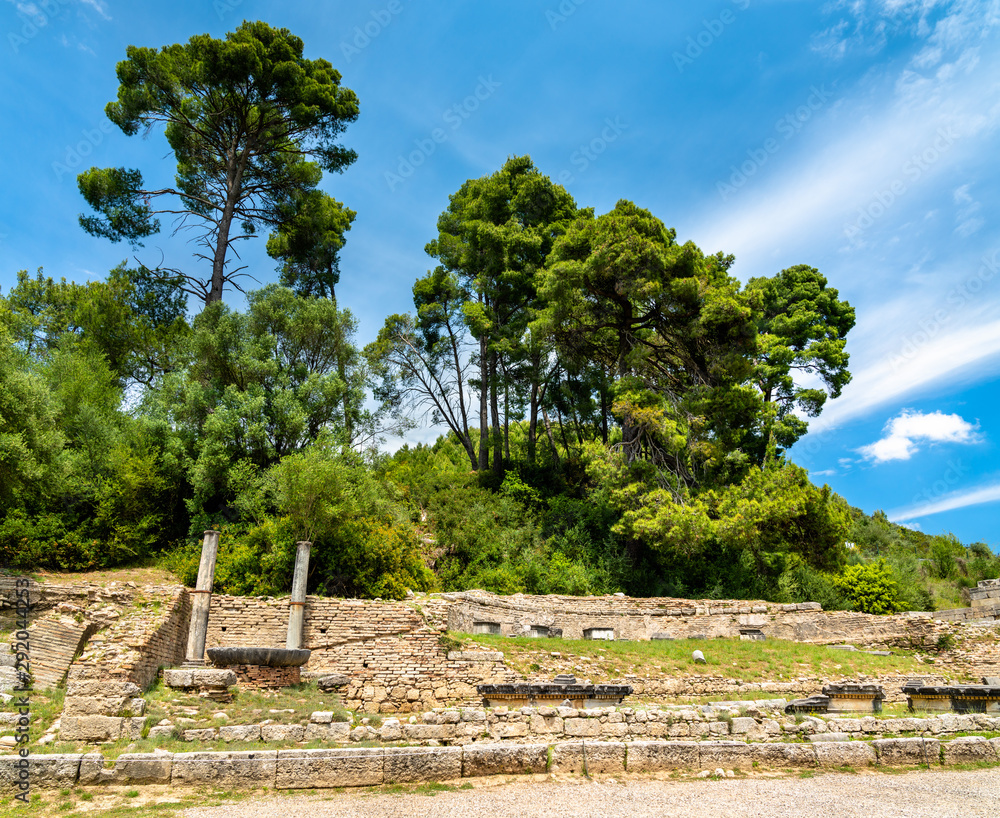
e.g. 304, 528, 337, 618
184, 530, 220, 666
822, 683, 885, 714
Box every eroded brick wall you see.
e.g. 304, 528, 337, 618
445, 591, 956, 649
203, 595, 511, 712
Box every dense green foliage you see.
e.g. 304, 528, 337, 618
3, 27, 995, 605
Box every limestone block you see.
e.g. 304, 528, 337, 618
814, 741, 877, 768
495, 721, 529, 739
125, 698, 146, 716
564, 718, 602, 737
709, 721, 729, 736
602, 722, 628, 737
310, 711, 335, 724
162, 669, 193, 688
699, 741, 755, 771
401, 723, 455, 741
66, 681, 140, 699
809, 732, 851, 742
58, 715, 123, 742
0, 754, 82, 791
261, 724, 305, 742
191, 668, 237, 687
749, 743, 817, 769
329, 722, 351, 742
729, 717, 757, 734
123, 717, 146, 740
378, 722, 403, 742
530, 714, 563, 734
462, 743, 548, 778
941, 737, 999, 765
384, 746, 463, 783
183, 728, 218, 742
275, 748, 383, 789
304, 723, 331, 742
625, 741, 700, 773
874, 738, 940, 766
550, 741, 625, 775
891, 718, 923, 733
76, 754, 106, 786
172, 750, 277, 788
63, 697, 128, 717
220, 724, 261, 743
460, 709, 487, 723
148, 726, 174, 738
826, 719, 861, 733
107, 753, 172, 785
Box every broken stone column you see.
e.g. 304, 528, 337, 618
286, 540, 312, 650
183, 530, 220, 666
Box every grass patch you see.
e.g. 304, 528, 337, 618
458, 633, 936, 682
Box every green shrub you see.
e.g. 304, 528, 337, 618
835, 559, 904, 614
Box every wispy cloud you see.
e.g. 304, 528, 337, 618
812, 315, 1000, 432
78, 0, 111, 21
889, 479, 1000, 520
858, 408, 979, 462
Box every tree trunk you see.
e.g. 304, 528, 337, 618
528, 380, 539, 465
490, 350, 503, 480
478, 336, 489, 472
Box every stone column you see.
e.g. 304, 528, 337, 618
183, 529, 220, 666
286, 540, 312, 650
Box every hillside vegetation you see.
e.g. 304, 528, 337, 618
1, 145, 996, 610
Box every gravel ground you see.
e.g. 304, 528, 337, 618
181, 769, 1000, 818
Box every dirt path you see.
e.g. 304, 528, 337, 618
178, 769, 1000, 818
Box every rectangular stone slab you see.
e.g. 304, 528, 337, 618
383, 747, 463, 783
171, 751, 276, 788
275, 748, 383, 789
549, 741, 625, 775
625, 741, 700, 773
462, 743, 548, 777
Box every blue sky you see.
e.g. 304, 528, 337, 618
1, 0, 998, 548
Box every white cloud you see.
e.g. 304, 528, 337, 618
890, 479, 1000, 520
858, 409, 979, 462
78, 0, 111, 20
809, 300, 1000, 433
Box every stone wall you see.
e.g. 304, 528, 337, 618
0, 578, 136, 630
4, 734, 999, 791
970, 579, 1000, 609
445, 590, 955, 648
66, 585, 189, 690
59, 586, 190, 743
203, 595, 513, 712
173, 702, 1000, 747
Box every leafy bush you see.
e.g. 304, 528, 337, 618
834, 559, 904, 614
